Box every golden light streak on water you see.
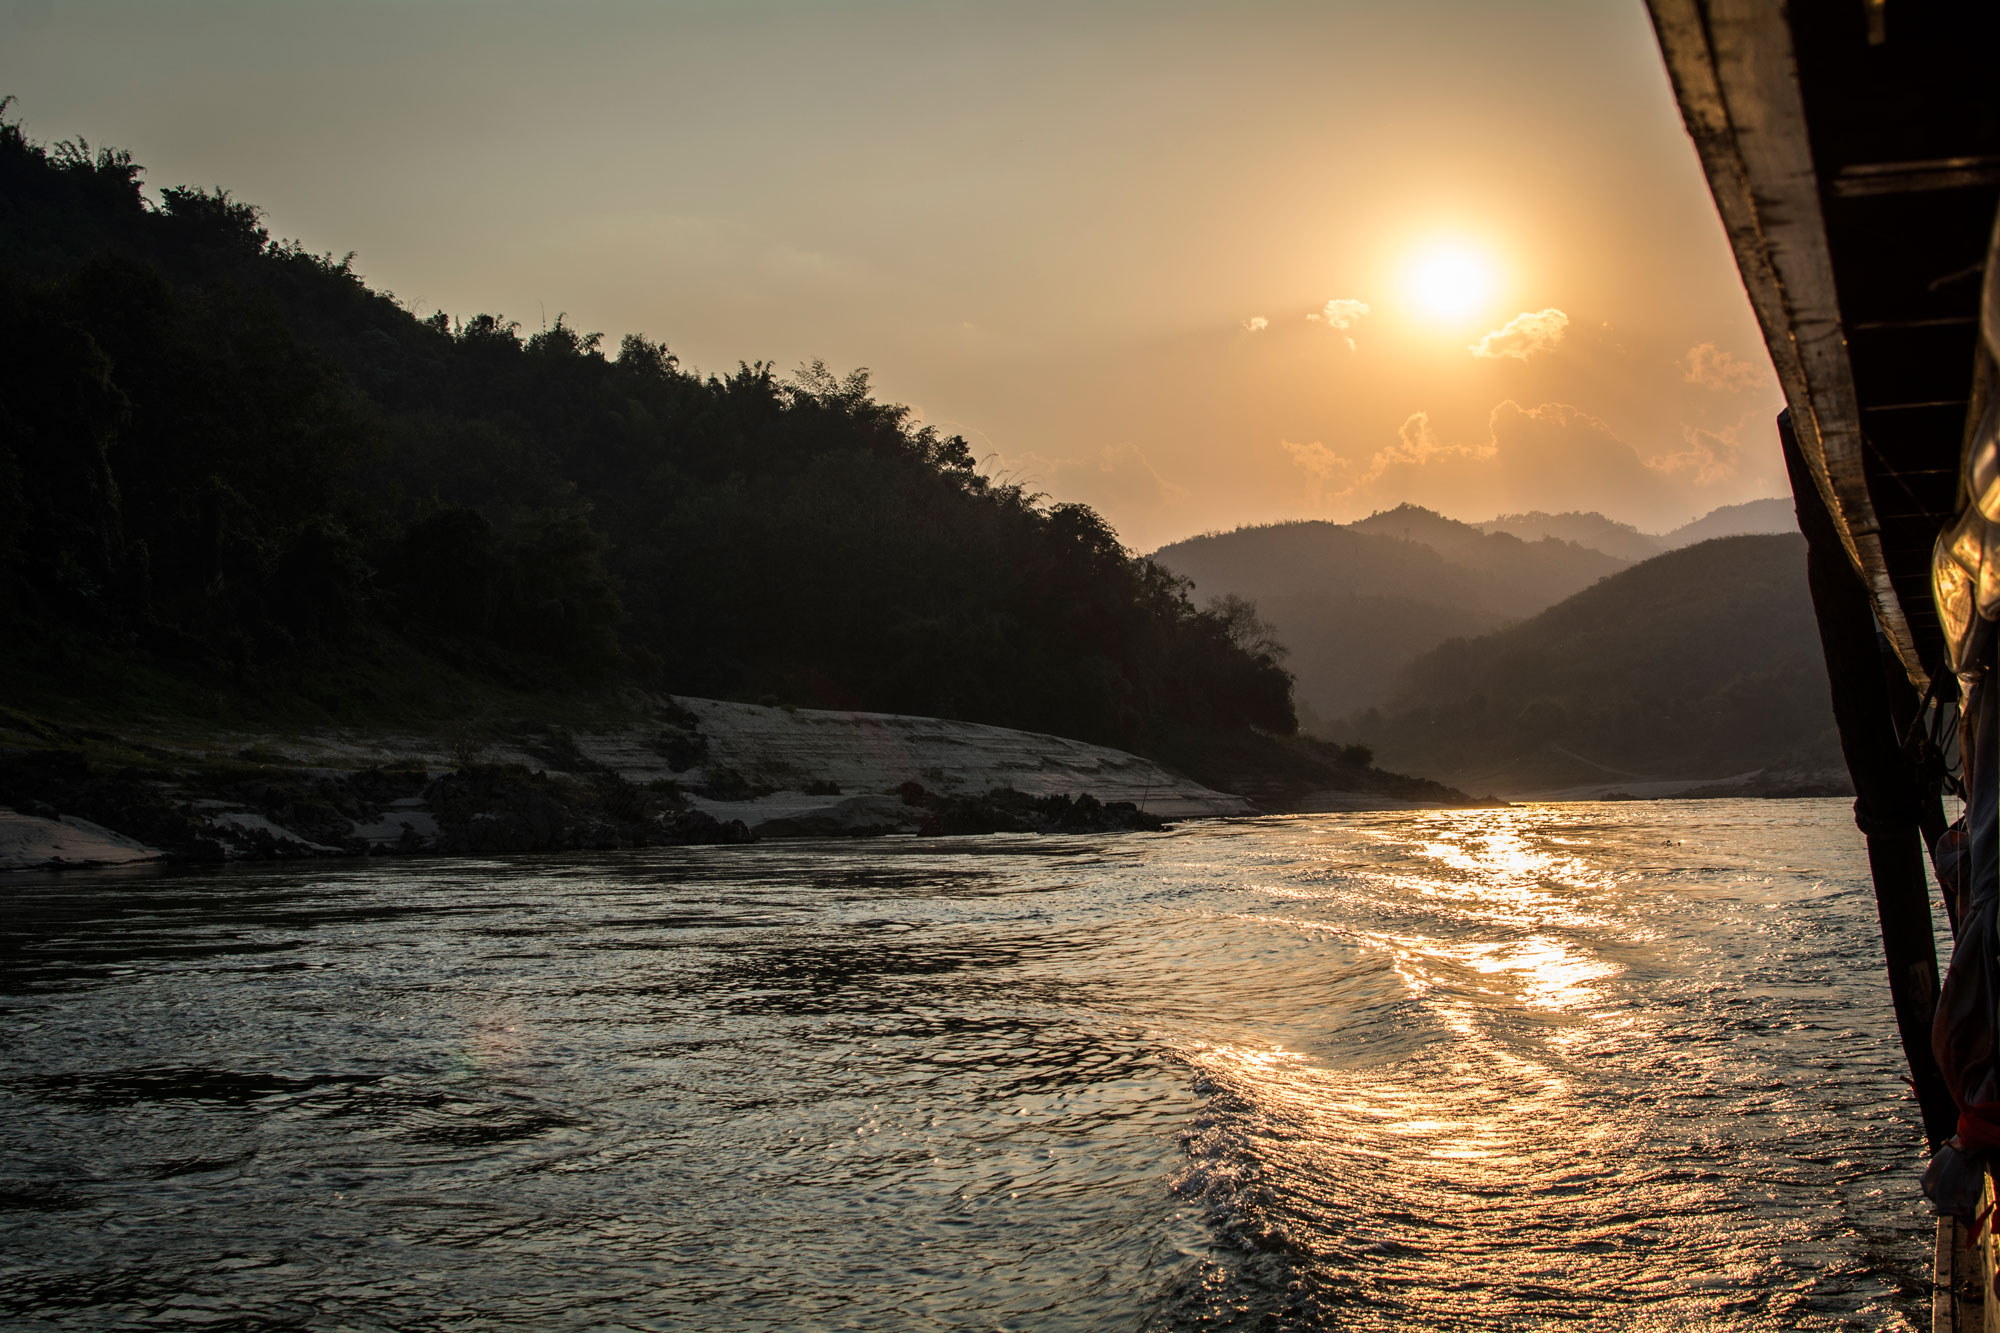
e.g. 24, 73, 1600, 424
0, 799, 1943, 1330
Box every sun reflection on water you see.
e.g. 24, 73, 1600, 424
1157, 803, 1895, 1329
0, 799, 1919, 1331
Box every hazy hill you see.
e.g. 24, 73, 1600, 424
1477, 510, 1663, 562
1340, 534, 1839, 795
1150, 509, 1624, 718
1346, 505, 1626, 613
1662, 497, 1797, 547
1249, 591, 1512, 732
1477, 497, 1796, 561
1152, 520, 1462, 607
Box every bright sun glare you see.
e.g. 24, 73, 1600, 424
1407, 244, 1498, 324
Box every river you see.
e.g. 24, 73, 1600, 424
0, 799, 1943, 1330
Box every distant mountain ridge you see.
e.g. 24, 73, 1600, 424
1338, 534, 1841, 797
1151, 507, 1626, 720
1662, 498, 1798, 546
1344, 505, 1627, 611
1148, 498, 1801, 725
1477, 497, 1795, 560
1475, 511, 1661, 562
1152, 512, 1624, 618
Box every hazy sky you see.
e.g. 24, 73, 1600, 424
5, 0, 1784, 550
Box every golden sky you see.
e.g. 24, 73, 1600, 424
6, 0, 1784, 549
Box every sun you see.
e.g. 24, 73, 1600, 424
1406, 243, 1498, 324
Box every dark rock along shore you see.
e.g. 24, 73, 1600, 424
0, 747, 1178, 868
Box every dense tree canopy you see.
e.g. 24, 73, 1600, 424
0, 104, 1294, 749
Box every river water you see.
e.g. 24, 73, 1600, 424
0, 799, 1945, 1330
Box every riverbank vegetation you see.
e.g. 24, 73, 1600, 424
0, 104, 1295, 770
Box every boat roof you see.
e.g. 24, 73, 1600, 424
1647, 0, 2000, 690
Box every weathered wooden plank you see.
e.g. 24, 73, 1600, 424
1786, 413, 1955, 1144
1646, 0, 1929, 688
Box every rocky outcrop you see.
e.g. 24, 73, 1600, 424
659, 699, 1249, 820
0, 809, 162, 870
425, 764, 753, 854
748, 795, 927, 840
0, 750, 756, 870
0, 694, 1246, 869
897, 783, 1170, 836
737, 785, 1174, 839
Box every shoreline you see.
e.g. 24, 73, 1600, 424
1, 695, 1847, 874
2, 695, 1265, 872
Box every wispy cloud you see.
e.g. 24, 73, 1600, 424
1469, 308, 1569, 360
1280, 439, 1352, 504
1379, 409, 1497, 473
1003, 441, 1188, 511
1283, 438, 1347, 480
1308, 298, 1370, 329
1241, 315, 1269, 333
1276, 398, 1751, 520
1279, 410, 1495, 500
1652, 416, 1749, 483
1681, 342, 1766, 391
1306, 297, 1370, 350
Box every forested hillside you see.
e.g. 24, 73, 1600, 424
1150, 509, 1623, 719
1476, 511, 1664, 561
0, 107, 1293, 755
1477, 498, 1795, 559
1339, 534, 1840, 793
1344, 505, 1627, 612
1661, 498, 1796, 547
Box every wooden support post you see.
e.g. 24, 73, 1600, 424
1878, 641, 1953, 865
1780, 412, 1958, 1151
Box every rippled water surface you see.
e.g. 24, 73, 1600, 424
0, 800, 1944, 1329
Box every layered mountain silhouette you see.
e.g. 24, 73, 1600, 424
1474, 511, 1663, 562
1338, 534, 1840, 797
1150, 500, 1797, 725
1477, 497, 1797, 561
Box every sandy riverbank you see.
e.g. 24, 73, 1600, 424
0, 695, 1260, 870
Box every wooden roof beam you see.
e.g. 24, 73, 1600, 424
1831, 156, 2000, 199
1646, 0, 1927, 686
1850, 315, 1978, 332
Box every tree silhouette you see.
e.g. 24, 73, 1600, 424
0, 100, 1295, 751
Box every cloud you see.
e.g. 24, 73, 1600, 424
1486, 400, 1657, 504
1681, 342, 1767, 391
1282, 438, 1347, 480
1002, 441, 1188, 512
1366, 410, 1496, 479
1306, 297, 1370, 351
1276, 399, 1751, 525
1469, 308, 1570, 360
1653, 418, 1745, 484
1308, 298, 1370, 330
1279, 410, 1495, 500
1280, 439, 1353, 505
1241, 315, 1269, 333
